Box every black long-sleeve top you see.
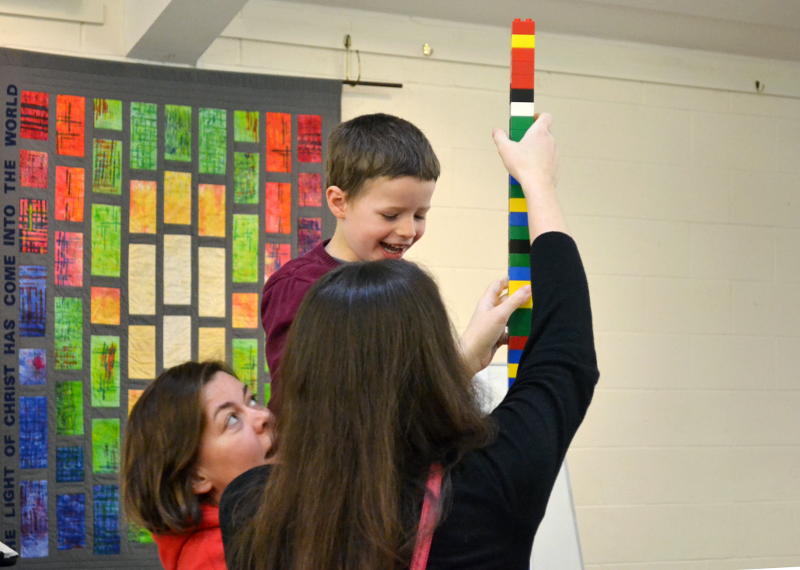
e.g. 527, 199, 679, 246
220, 232, 599, 569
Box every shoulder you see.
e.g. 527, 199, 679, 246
220, 465, 272, 539
264, 243, 339, 293
175, 526, 226, 570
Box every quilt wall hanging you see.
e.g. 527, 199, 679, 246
0, 47, 340, 568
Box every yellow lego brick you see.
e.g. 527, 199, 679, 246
509, 280, 533, 309
509, 197, 528, 212
508, 363, 519, 378
511, 34, 535, 49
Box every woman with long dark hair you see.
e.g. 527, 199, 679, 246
221, 113, 599, 569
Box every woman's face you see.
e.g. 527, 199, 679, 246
192, 371, 275, 504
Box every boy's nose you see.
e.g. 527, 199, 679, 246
395, 216, 416, 238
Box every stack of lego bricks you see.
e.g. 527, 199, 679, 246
507, 18, 535, 385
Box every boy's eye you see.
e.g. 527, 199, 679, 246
381, 213, 398, 221
414, 214, 426, 221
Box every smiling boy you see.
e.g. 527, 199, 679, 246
261, 113, 439, 412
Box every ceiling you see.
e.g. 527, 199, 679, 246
271, 0, 800, 62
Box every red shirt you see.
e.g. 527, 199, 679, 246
261, 240, 340, 412
153, 503, 226, 570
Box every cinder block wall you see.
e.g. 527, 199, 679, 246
2, 1, 799, 567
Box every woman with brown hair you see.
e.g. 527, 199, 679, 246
221, 113, 599, 569
122, 361, 275, 569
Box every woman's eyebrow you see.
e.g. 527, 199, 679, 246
214, 386, 248, 420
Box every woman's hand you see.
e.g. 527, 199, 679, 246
460, 277, 532, 377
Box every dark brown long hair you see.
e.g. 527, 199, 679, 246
122, 360, 234, 534
228, 260, 494, 569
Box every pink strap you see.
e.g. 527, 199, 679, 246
409, 463, 444, 570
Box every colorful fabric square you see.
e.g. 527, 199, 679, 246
92, 418, 120, 474
93, 485, 121, 555
54, 230, 83, 286
19, 265, 46, 337
298, 217, 322, 256
128, 389, 145, 416
234, 152, 259, 204
128, 326, 156, 380
234, 110, 259, 143
266, 112, 291, 172
130, 101, 158, 170
265, 182, 291, 234
198, 247, 226, 317
56, 381, 84, 435
297, 114, 322, 162
56, 446, 84, 482
128, 522, 155, 544
162, 316, 191, 369
93, 98, 123, 130
56, 94, 85, 157
232, 338, 258, 393
232, 214, 259, 283
163, 234, 192, 305
54, 296, 83, 369
20, 149, 48, 188
264, 242, 291, 281
91, 203, 121, 276
20, 91, 49, 140
57, 493, 87, 550
92, 138, 123, 194
20, 480, 48, 558
128, 244, 156, 315
55, 166, 85, 222
91, 336, 121, 407
19, 348, 46, 385
91, 286, 121, 325
232, 293, 259, 328
198, 327, 226, 362
199, 107, 227, 174
198, 184, 226, 236
164, 171, 192, 225
19, 198, 48, 254
508, 18, 535, 383
129, 179, 157, 233
20, 396, 48, 469
298, 172, 322, 207
165, 104, 192, 162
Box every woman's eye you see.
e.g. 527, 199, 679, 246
225, 413, 240, 428
248, 396, 259, 407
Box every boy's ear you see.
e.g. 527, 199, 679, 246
191, 470, 212, 496
326, 186, 348, 219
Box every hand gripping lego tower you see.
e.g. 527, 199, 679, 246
507, 19, 535, 385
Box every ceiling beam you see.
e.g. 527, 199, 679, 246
126, 0, 248, 64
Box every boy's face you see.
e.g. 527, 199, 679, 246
193, 372, 275, 504
329, 175, 435, 262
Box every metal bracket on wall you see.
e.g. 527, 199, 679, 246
342, 34, 403, 89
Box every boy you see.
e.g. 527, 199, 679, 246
261, 113, 439, 412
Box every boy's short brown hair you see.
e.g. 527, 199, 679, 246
326, 113, 440, 200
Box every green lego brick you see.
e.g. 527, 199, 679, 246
508, 308, 532, 336
509, 253, 529, 267
509, 185, 525, 198
509, 225, 530, 241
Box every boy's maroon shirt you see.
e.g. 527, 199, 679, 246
261, 240, 340, 412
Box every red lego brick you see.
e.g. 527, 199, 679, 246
512, 19, 535, 35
